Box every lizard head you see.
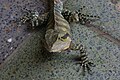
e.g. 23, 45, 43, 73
45, 29, 72, 52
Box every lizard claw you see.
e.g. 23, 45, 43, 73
73, 44, 95, 76
74, 57, 95, 76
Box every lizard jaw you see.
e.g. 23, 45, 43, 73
49, 37, 72, 52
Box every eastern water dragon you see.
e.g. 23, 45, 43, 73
20, 0, 100, 76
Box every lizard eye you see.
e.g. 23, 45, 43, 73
58, 33, 69, 41
61, 33, 69, 39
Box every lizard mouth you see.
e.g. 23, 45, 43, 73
50, 37, 72, 52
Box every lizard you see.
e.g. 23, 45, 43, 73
20, 0, 100, 75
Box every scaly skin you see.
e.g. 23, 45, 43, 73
20, 0, 100, 76
44, 0, 72, 52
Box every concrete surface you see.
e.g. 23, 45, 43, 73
0, 0, 49, 64
0, 0, 120, 80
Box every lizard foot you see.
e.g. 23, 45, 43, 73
73, 45, 95, 76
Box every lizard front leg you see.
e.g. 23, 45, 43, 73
69, 42, 95, 76
61, 7, 99, 75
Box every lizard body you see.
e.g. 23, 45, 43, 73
20, 0, 99, 75
44, 0, 72, 52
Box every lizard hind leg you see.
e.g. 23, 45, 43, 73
61, 6, 100, 24
20, 9, 49, 29
20, 9, 39, 27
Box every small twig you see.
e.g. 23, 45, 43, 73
85, 23, 120, 46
